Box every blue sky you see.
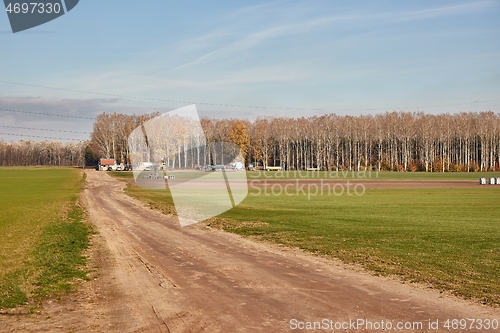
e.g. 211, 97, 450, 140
0, 0, 499, 141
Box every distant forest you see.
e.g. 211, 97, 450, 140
0, 140, 87, 167
2, 111, 500, 172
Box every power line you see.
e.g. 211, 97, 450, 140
1, 79, 499, 112
392, 99, 500, 110
0, 125, 90, 134
0, 80, 334, 111
0, 132, 86, 141
0, 107, 95, 119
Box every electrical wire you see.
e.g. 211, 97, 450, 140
0, 125, 90, 134
3, 79, 497, 112
0, 107, 95, 119
0, 132, 86, 141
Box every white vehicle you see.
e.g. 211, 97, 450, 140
135, 162, 154, 171
233, 162, 244, 170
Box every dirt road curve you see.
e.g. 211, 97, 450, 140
2, 171, 498, 332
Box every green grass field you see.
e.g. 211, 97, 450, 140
110, 170, 500, 305
219, 187, 500, 303
245, 170, 500, 180
0, 168, 90, 309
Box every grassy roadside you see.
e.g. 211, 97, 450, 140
109, 171, 500, 305
0, 168, 91, 309
108, 171, 176, 215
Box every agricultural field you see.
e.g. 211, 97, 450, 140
110, 170, 500, 305
245, 169, 500, 180
0, 168, 90, 309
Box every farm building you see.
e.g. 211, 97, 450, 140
99, 158, 117, 171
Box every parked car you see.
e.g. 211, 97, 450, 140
212, 165, 225, 172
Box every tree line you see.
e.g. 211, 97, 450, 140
2, 110, 499, 171
89, 110, 500, 172
0, 140, 87, 167
0, 112, 161, 167
90, 112, 159, 164
231, 111, 500, 172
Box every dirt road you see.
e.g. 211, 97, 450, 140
2, 171, 498, 332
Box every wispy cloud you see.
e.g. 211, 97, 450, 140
395, 1, 496, 21
166, 14, 357, 74
165, 1, 495, 74
4, 0, 496, 123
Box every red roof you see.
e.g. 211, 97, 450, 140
100, 159, 115, 165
